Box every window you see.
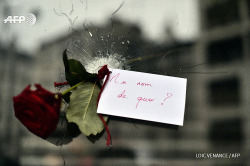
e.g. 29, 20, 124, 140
208, 78, 240, 106
209, 118, 243, 146
205, 0, 239, 28
207, 36, 243, 64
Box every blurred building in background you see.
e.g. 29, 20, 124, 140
195, 0, 250, 165
1, 0, 250, 166
0, 41, 33, 166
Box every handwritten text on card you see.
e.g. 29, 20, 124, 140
97, 69, 187, 126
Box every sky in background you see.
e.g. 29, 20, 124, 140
0, 0, 200, 54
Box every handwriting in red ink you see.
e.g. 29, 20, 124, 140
110, 73, 120, 83
136, 96, 155, 108
117, 90, 127, 98
161, 93, 173, 105
137, 82, 152, 87
110, 73, 127, 85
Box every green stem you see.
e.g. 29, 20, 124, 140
61, 82, 84, 96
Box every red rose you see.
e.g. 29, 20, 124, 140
13, 84, 61, 139
97, 65, 109, 80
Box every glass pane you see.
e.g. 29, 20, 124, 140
1, 1, 249, 166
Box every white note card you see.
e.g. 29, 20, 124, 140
97, 69, 187, 126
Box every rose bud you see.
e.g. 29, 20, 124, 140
13, 84, 61, 139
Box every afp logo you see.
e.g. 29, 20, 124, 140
4, 13, 36, 26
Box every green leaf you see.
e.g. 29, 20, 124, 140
63, 50, 97, 86
66, 82, 108, 136
63, 49, 70, 73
